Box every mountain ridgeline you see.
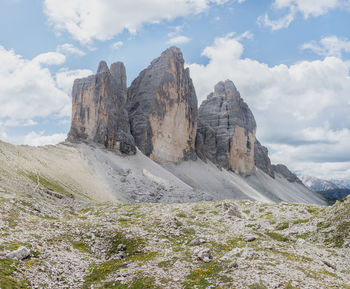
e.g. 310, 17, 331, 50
68, 47, 290, 178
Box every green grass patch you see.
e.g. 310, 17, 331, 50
275, 222, 289, 230
249, 283, 268, 289
227, 237, 246, 249
176, 212, 187, 218
107, 232, 144, 258
83, 259, 126, 288
72, 241, 91, 253
0, 258, 29, 288
292, 218, 310, 225
26, 172, 71, 196
263, 212, 274, 219
265, 231, 288, 242
183, 262, 223, 289
306, 207, 318, 214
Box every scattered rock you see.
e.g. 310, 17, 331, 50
229, 261, 238, 268
6, 246, 31, 260
32, 204, 41, 213
223, 203, 242, 218
117, 244, 126, 251
296, 238, 306, 245
244, 235, 257, 242
194, 248, 213, 263
323, 260, 336, 270
189, 238, 206, 246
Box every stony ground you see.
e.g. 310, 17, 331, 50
0, 183, 349, 289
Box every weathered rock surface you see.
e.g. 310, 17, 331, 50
272, 164, 303, 184
1, 169, 348, 288
254, 139, 275, 178
6, 246, 30, 260
67, 61, 135, 154
127, 47, 198, 163
196, 80, 256, 175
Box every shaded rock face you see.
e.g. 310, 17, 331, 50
254, 139, 275, 178
67, 61, 135, 154
127, 47, 198, 163
272, 164, 303, 184
196, 80, 256, 175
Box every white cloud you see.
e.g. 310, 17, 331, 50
301, 36, 350, 57
32, 51, 66, 65
57, 43, 86, 56
187, 33, 350, 178
259, 0, 350, 30
43, 0, 241, 43
56, 68, 93, 94
3, 119, 37, 127
111, 41, 123, 50
167, 36, 191, 45
0, 45, 92, 125
257, 6, 296, 30
22, 131, 66, 146
0, 46, 71, 120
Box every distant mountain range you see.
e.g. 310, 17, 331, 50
330, 179, 350, 189
299, 175, 350, 191
299, 175, 350, 203
299, 175, 340, 191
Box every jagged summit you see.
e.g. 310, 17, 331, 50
209, 79, 241, 100
196, 79, 256, 175
97, 60, 109, 73
127, 46, 198, 163
64, 47, 322, 205
67, 60, 135, 154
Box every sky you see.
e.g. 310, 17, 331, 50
0, 0, 350, 180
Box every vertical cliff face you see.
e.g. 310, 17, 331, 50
254, 139, 275, 178
196, 80, 256, 175
127, 47, 198, 163
67, 61, 135, 154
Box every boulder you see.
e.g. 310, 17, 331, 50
194, 247, 213, 263
6, 246, 30, 260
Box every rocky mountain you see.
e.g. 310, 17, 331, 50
331, 179, 350, 189
300, 175, 339, 191
318, 188, 350, 204
67, 61, 136, 155
196, 80, 256, 176
254, 139, 274, 178
62, 47, 324, 205
272, 164, 303, 184
127, 47, 198, 163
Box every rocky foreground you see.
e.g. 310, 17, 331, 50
0, 186, 349, 289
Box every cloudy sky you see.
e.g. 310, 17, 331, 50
1, 0, 350, 180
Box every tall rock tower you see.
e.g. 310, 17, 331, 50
127, 47, 198, 163
67, 61, 135, 154
196, 80, 256, 175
